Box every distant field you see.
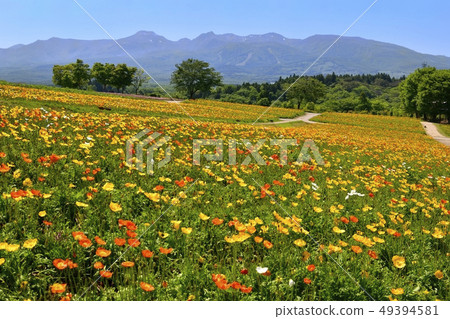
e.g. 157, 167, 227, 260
0, 86, 448, 301
0, 84, 302, 122
314, 112, 425, 134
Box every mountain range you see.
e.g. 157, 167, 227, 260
1, 31, 449, 84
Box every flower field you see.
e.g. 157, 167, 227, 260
0, 84, 302, 122
0, 91, 449, 301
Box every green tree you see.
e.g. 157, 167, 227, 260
400, 67, 436, 118
92, 62, 115, 91
52, 59, 91, 89
110, 64, 137, 93
285, 77, 326, 109
171, 58, 222, 99
131, 69, 150, 94
416, 69, 450, 121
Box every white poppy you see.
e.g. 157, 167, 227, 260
256, 266, 268, 274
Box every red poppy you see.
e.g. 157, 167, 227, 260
349, 215, 359, 223
114, 238, 126, 246
240, 268, 248, 275
393, 232, 401, 238
154, 185, 164, 191
303, 278, 312, 285
369, 192, 374, 198
162, 281, 168, 288
141, 250, 154, 258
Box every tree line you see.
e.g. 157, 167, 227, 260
52, 59, 149, 93
52, 58, 449, 122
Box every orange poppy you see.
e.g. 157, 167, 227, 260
125, 221, 137, 231
72, 231, 87, 241
140, 282, 155, 292
78, 239, 92, 248
263, 240, 273, 249
0, 152, 6, 158
240, 285, 252, 293
349, 215, 359, 223
114, 238, 126, 246
368, 250, 378, 259
100, 270, 113, 278
0, 163, 11, 173
96, 247, 111, 257
53, 259, 68, 270
43, 220, 53, 226
211, 217, 224, 226
59, 293, 72, 301
154, 185, 164, 191
175, 180, 186, 187
340, 217, 349, 224
159, 247, 173, 254
303, 278, 312, 285
307, 264, 316, 272
128, 238, 140, 247
141, 250, 154, 258
351, 246, 363, 254
254, 236, 263, 243
93, 261, 104, 269
162, 281, 168, 288
94, 236, 106, 245
66, 260, 78, 269
230, 281, 241, 290
50, 283, 67, 294
126, 230, 137, 238
121, 261, 135, 268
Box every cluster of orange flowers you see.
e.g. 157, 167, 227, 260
211, 274, 252, 293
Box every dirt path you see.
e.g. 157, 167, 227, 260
421, 122, 450, 147
256, 112, 323, 125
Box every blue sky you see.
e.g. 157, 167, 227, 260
1, 0, 449, 56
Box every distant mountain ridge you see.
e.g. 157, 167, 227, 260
0, 31, 449, 84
